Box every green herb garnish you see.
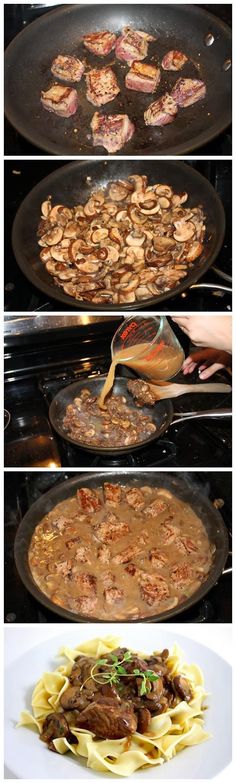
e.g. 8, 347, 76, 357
80, 650, 159, 696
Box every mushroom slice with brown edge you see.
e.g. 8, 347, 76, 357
173, 220, 195, 242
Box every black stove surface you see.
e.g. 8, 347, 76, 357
4, 325, 232, 468
4, 471, 232, 623
5, 159, 232, 312
4, 4, 232, 157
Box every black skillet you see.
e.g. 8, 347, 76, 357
12, 159, 226, 311
4, 4, 231, 156
14, 471, 229, 623
49, 375, 231, 456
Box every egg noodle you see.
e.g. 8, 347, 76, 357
18, 636, 210, 776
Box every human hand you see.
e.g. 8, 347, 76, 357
171, 316, 232, 353
182, 348, 232, 380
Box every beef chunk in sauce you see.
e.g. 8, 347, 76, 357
104, 482, 122, 505
75, 696, 138, 739
77, 487, 102, 513
94, 512, 130, 543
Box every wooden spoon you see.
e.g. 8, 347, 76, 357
138, 381, 232, 401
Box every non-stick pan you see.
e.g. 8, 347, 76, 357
49, 375, 231, 456
4, 4, 231, 155
14, 471, 229, 623
11, 159, 226, 311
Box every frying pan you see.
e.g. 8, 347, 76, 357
4, 4, 231, 155
14, 471, 229, 623
49, 375, 231, 456
11, 159, 226, 311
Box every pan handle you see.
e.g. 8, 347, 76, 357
171, 408, 232, 425
190, 283, 232, 293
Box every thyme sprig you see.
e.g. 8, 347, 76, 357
80, 650, 159, 696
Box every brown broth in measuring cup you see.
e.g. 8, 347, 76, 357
99, 317, 184, 409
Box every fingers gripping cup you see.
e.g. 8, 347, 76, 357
112, 316, 184, 382
99, 316, 184, 408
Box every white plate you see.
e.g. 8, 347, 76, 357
4, 625, 232, 779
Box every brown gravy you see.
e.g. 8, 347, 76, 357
98, 342, 184, 409
28, 483, 214, 620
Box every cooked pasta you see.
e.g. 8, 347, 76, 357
19, 636, 210, 776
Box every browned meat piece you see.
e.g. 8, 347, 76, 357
91, 112, 135, 153
126, 62, 161, 93
73, 573, 97, 594
113, 539, 145, 565
100, 683, 120, 700
125, 487, 145, 511
125, 563, 139, 577
51, 55, 85, 82
75, 696, 137, 739
149, 549, 168, 568
94, 512, 130, 543
162, 50, 188, 71
104, 586, 124, 604
77, 487, 102, 513
161, 522, 180, 545
170, 563, 193, 587
41, 713, 70, 744
171, 78, 206, 107
83, 31, 116, 57
144, 93, 177, 126
127, 379, 157, 406
139, 573, 169, 606
97, 544, 110, 563
72, 595, 98, 614
173, 675, 193, 702
40, 84, 79, 118
86, 67, 120, 107
115, 28, 155, 65
144, 498, 169, 517
136, 707, 152, 734
104, 482, 122, 505
75, 545, 91, 563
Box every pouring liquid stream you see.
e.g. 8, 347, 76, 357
98, 342, 184, 409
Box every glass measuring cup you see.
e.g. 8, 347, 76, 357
111, 316, 184, 382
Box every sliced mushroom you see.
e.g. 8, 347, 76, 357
158, 197, 170, 209
173, 220, 195, 242
63, 221, 79, 239
128, 206, 147, 225
139, 200, 160, 216
185, 241, 203, 262
92, 190, 105, 206
172, 192, 188, 206
44, 227, 64, 246
116, 209, 129, 222
118, 290, 136, 303
128, 174, 147, 192
75, 260, 101, 274
108, 182, 130, 201
84, 199, 99, 218
41, 198, 52, 218
103, 202, 118, 216
105, 246, 119, 263
109, 227, 123, 246
91, 228, 109, 243
155, 185, 173, 198
126, 231, 145, 247
51, 246, 70, 262
153, 236, 176, 252
40, 248, 52, 263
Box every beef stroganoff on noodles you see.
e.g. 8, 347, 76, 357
19, 636, 210, 776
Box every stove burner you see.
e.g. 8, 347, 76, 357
65, 439, 177, 469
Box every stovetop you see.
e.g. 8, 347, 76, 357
4, 470, 232, 623
4, 159, 232, 312
4, 4, 232, 157
4, 323, 232, 468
